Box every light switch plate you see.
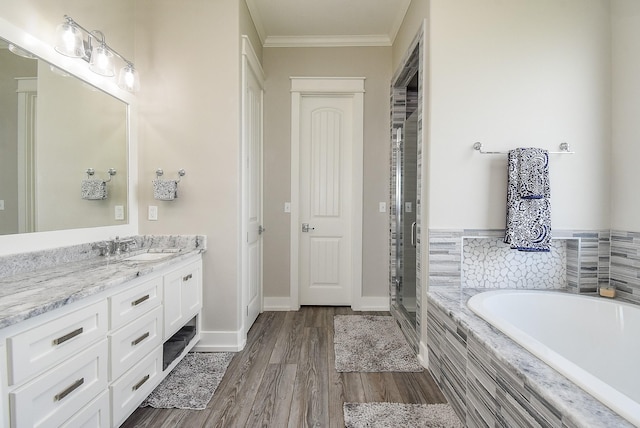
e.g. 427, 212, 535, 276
115, 205, 124, 220
0, 200, 4, 210
148, 205, 158, 221
284, 202, 291, 213
379, 202, 386, 212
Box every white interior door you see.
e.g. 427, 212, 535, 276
299, 95, 355, 305
242, 37, 263, 334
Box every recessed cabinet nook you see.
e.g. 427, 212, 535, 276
0, 254, 203, 427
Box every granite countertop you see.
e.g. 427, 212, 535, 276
0, 235, 205, 331
427, 287, 633, 428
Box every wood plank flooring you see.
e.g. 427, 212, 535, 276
121, 307, 447, 428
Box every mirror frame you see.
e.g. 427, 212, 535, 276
0, 16, 138, 255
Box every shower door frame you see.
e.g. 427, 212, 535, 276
389, 22, 426, 352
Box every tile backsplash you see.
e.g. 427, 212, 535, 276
462, 237, 566, 288
429, 229, 610, 293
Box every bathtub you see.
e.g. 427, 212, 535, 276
467, 290, 640, 427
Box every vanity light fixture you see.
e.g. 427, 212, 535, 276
54, 15, 139, 92
8, 43, 37, 59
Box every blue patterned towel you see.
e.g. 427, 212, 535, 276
504, 148, 551, 252
517, 147, 550, 199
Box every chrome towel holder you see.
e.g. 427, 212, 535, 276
472, 142, 574, 155
86, 167, 117, 182
155, 168, 186, 182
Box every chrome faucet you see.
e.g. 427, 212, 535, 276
113, 236, 137, 255
94, 237, 137, 257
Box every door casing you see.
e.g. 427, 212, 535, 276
289, 77, 365, 310
241, 36, 264, 338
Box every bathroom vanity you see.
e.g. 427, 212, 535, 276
0, 235, 204, 427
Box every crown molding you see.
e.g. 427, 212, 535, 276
264, 34, 392, 48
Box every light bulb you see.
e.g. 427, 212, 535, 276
89, 44, 115, 77
54, 22, 85, 58
118, 65, 140, 93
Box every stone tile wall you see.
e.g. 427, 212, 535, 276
428, 229, 610, 294
610, 230, 640, 304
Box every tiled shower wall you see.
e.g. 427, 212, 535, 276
428, 229, 611, 293
610, 230, 640, 304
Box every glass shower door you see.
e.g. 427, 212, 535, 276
396, 110, 418, 327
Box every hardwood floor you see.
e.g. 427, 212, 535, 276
121, 307, 447, 428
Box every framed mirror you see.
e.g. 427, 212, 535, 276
0, 33, 130, 238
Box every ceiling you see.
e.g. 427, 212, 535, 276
245, 0, 412, 47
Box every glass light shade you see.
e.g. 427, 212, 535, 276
8, 44, 36, 59
118, 65, 140, 93
89, 44, 115, 77
54, 22, 85, 58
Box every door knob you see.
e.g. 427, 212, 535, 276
258, 225, 266, 235
302, 223, 315, 233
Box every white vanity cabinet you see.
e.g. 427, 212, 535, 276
0, 253, 203, 428
163, 259, 202, 339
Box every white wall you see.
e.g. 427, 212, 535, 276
262, 47, 392, 302
428, 0, 611, 230
611, 0, 640, 232
135, 0, 244, 345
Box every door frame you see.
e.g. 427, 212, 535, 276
241, 35, 264, 338
289, 77, 365, 310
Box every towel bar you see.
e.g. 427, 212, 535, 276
473, 142, 574, 155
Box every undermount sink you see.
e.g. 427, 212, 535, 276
122, 252, 175, 262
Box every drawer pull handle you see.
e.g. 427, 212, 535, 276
132, 374, 150, 391
131, 332, 150, 346
54, 378, 84, 401
183, 273, 193, 282
131, 294, 150, 306
53, 327, 83, 346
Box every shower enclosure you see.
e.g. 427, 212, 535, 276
396, 107, 418, 326
390, 28, 424, 350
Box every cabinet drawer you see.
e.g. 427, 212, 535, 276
10, 339, 108, 428
60, 390, 109, 428
110, 345, 162, 427
7, 300, 108, 386
109, 305, 163, 381
164, 259, 202, 339
109, 276, 162, 331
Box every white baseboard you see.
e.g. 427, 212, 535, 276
263, 296, 389, 312
352, 296, 390, 311
263, 296, 295, 311
192, 330, 246, 352
418, 340, 429, 369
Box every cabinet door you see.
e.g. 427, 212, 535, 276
163, 259, 202, 339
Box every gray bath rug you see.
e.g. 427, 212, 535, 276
334, 315, 423, 372
344, 402, 463, 428
141, 352, 234, 410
